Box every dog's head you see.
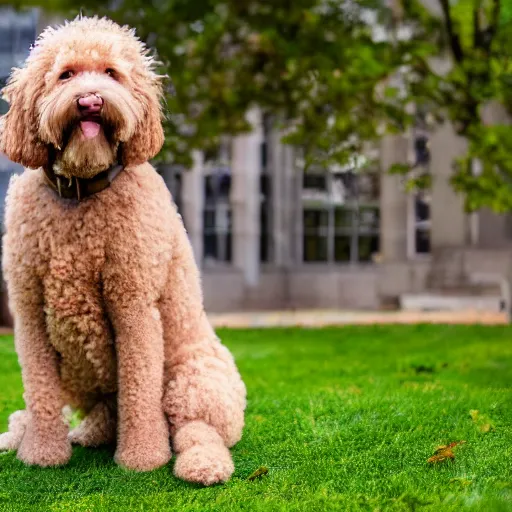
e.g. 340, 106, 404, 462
0, 16, 164, 178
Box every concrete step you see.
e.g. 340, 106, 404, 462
400, 292, 505, 313
427, 249, 467, 289
426, 284, 502, 296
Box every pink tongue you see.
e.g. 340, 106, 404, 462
80, 121, 101, 139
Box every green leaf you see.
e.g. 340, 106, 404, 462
247, 466, 269, 481
388, 163, 410, 175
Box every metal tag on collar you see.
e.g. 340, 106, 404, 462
107, 163, 123, 183
56, 176, 62, 197
75, 178, 82, 201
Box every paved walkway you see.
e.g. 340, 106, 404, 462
209, 309, 510, 328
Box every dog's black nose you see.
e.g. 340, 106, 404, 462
77, 94, 103, 113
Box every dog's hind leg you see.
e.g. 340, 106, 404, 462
68, 401, 116, 447
160, 209, 246, 485
0, 410, 28, 451
163, 339, 246, 486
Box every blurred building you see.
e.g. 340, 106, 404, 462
0, 8, 36, 212
0, 8, 511, 315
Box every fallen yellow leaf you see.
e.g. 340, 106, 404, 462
427, 441, 466, 464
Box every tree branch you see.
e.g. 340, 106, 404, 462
438, 0, 464, 62
487, 0, 501, 49
491, 0, 501, 30
473, 3, 481, 49
473, 0, 501, 52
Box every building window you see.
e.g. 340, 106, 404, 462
409, 123, 431, 256
302, 169, 380, 263
0, 9, 38, 81
157, 164, 183, 217
0, 9, 38, 228
413, 191, 430, 254
203, 145, 232, 265
259, 115, 273, 263
0, 78, 7, 116
260, 172, 272, 262
0, 9, 38, 116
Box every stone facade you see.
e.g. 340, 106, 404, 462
194, 120, 512, 313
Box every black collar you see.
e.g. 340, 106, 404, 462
43, 163, 124, 201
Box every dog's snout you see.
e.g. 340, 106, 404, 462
77, 94, 104, 113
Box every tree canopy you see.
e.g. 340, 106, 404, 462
2, 0, 406, 170
393, 0, 512, 212
3, 0, 512, 211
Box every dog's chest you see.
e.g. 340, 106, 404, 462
41, 208, 117, 398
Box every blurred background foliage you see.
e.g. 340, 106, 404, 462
1, 0, 512, 212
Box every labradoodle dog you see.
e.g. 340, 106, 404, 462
0, 16, 246, 486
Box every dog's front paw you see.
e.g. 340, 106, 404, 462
115, 440, 171, 472
174, 443, 234, 486
17, 423, 71, 467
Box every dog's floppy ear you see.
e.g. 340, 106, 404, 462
121, 78, 164, 167
0, 67, 48, 169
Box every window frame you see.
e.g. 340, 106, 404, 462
0, 9, 38, 116
406, 123, 432, 259
202, 145, 233, 266
300, 168, 380, 265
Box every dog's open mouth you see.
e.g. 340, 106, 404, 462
80, 116, 102, 140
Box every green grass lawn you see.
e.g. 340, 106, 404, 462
0, 325, 512, 511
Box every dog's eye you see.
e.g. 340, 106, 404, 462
59, 70, 74, 81
105, 68, 116, 78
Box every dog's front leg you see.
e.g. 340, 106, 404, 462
107, 302, 171, 471
10, 281, 71, 466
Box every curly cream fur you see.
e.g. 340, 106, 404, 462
0, 16, 246, 485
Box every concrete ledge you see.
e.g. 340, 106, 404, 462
209, 309, 509, 328
400, 293, 503, 312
